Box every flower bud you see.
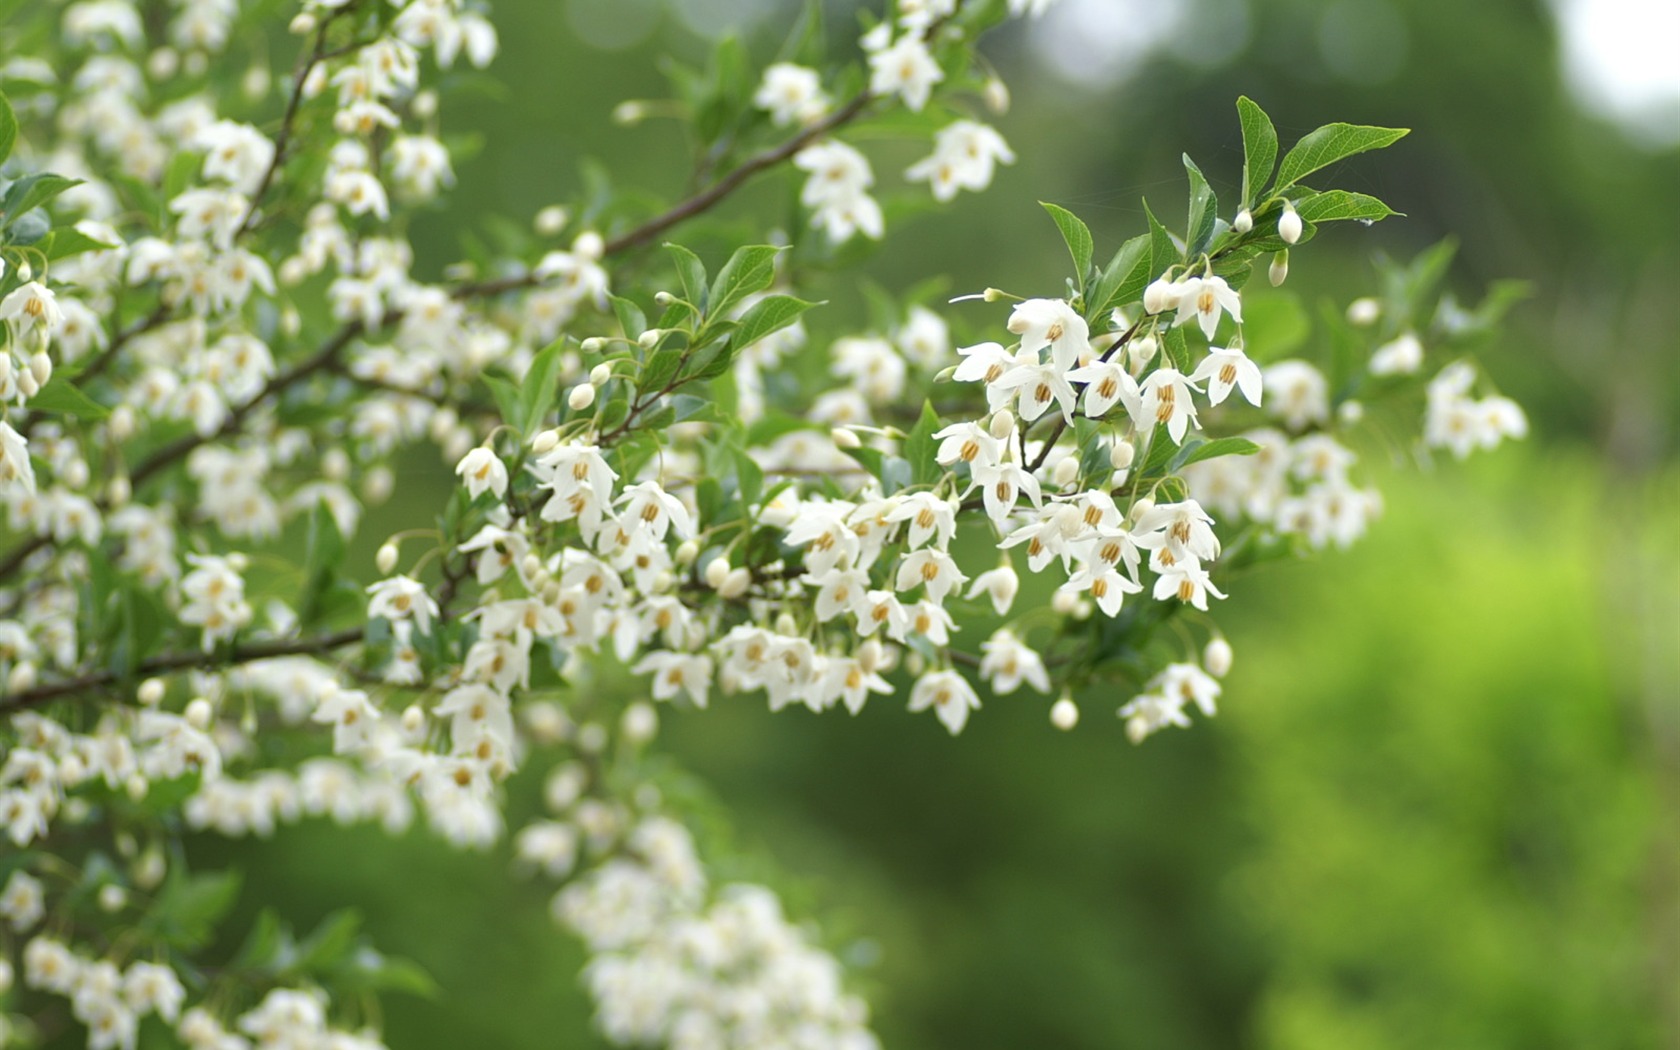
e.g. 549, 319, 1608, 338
905, 651, 926, 677
98, 884, 128, 913
1130, 496, 1155, 521
278, 257, 309, 286
857, 638, 885, 673
125, 774, 148, 801
989, 411, 1015, 440
134, 847, 165, 889
654, 290, 675, 306
376, 541, 399, 575
613, 100, 647, 125
1338, 399, 1365, 424
637, 329, 661, 349
147, 47, 179, 80
1052, 455, 1080, 489
412, 89, 438, 119
288, 11, 317, 34
63, 459, 89, 489
535, 205, 568, 237
184, 697, 213, 730
567, 384, 596, 411
575, 722, 608, 754
28, 351, 51, 386
983, 287, 1005, 302
401, 704, 425, 734
589, 363, 612, 386
580, 336, 606, 353
1051, 589, 1080, 615
15, 262, 30, 282
1278, 202, 1302, 245
1110, 441, 1135, 470
1127, 335, 1159, 372
1232, 208, 1253, 234
774, 612, 797, 636
1050, 697, 1079, 730
17, 371, 37, 399
1346, 297, 1381, 326
365, 466, 394, 504
7, 661, 35, 694
138, 678, 166, 706
322, 447, 351, 482
1269, 250, 1289, 287
719, 567, 752, 599
984, 76, 1011, 114
622, 702, 658, 743
573, 231, 605, 261
1204, 637, 1233, 677
704, 557, 731, 589
675, 539, 698, 566
831, 427, 861, 449
532, 428, 561, 454
1143, 275, 1180, 315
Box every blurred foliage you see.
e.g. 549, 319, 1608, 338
181, 1, 1680, 1048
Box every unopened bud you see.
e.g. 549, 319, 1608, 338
521, 552, 545, 580
125, 774, 148, 801
1232, 208, 1253, 234
1338, 399, 1365, 424
831, 427, 861, 449
1269, 250, 1289, 287
1130, 496, 1155, 521
1110, 441, 1135, 470
7, 661, 35, 694
184, 697, 213, 730
28, 351, 51, 386
98, 885, 127, 913
15, 262, 30, 282
613, 100, 647, 125
567, 383, 596, 411
704, 557, 731, 588
654, 290, 675, 306
147, 47, 179, 80
17, 371, 37, 399
1052, 456, 1079, 488
1050, 697, 1079, 730
989, 411, 1015, 440
1204, 637, 1233, 677
534, 205, 568, 237
622, 702, 658, 743
376, 541, 399, 575
108, 405, 135, 441
1143, 275, 1178, 315
63, 459, 88, 489
1127, 335, 1159, 372
774, 612, 797, 636
1278, 202, 1302, 245
637, 329, 661, 349
857, 638, 884, 673
719, 567, 752, 599
674, 540, 698, 566
532, 428, 561, 454
983, 287, 1004, 302
984, 76, 1011, 114
401, 704, 425, 734
289, 11, 317, 34
573, 231, 605, 261
580, 336, 606, 353
138, 678, 166, 706
1050, 589, 1080, 615
1346, 297, 1381, 326
589, 363, 612, 386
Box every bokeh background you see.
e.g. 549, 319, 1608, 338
211, 1, 1680, 1047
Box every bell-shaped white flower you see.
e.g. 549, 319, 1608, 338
1173, 274, 1243, 340
1191, 345, 1263, 407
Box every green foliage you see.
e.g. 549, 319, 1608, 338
1040, 202, 1094, 289
1237, 96, 1278, 210
1273, 122, 1410, 195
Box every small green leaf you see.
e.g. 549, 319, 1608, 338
1174, 436, 1261, 471
1040, 202, 1094, 288
520, 339, 565, 432
1087, 233, 1152, 322
1143, 200, 1178, 282
0, 89, 16, 167
0, 173, 82, 226
733, 449, 763, 505
904, 400, 942, 487
609, 294, 647, 340
708, 244, 783, 320
142, 869, 242, 952
639, 345, 684, 395
664, 242, 708, 311
1274, 122, 1410, 193
42, 226, 117, 261
1182, 154, 1217, 258
1237, 96, 1278, 207
1294, 189, 1398, 223
163, 150, 201, 201
28, 375, 109, 419
296, 909, 362, 972
731, 294, 819, 352
484, 374, 523, 432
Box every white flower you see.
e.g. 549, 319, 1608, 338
906, 120, 1016, 201
1370, 331, 1424, 376
794, 140, 882, 242
1173, 275, 1243, 340
966, 564, 1020, 614
455, 447, 508, 500
897, 305, 951, 369
0, 422, 35, 495
1006, 298, 1088, 372
1133, 499, 1221, 562
0, 282, 62, 338
754, 63, 828, 126
124, 961, 185, 1022
894, 547, 967, 602
868, 33, 943, 112
366, 575, 439, 635
1065, 358, 1140, 419
972, 458, 1044, 525
979, 629, 1051, 694
933, 420, 1001, 470
1264, 360, 1330, 431
993, 357, 1078, 423
1152, 557, 1226, 610
1138, 368, 1201, 443
909, 669, 981, 735
1062, 561, 1142, 616
618, 481, 694, 542
0, 870, 44, 931
1191, 345, 1263, 406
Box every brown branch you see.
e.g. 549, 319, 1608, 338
235, 14, 335, 238
0, 628, 363, 713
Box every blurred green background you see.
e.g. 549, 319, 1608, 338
213, 1, 1680, 1047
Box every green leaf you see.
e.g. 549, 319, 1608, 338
904, 400, 943, 487
1294, 189, 1398, 223
1237, 96, 1277, 207
1274, 122, 1409, 193
1040, 202, 1094, 288
1087, 233, 1152, 322
731, 294, 819, 353
520, 339, 565, 432
639, 344, 684, 395
42, 226, 117, 261
162, 150, 200, 201
0, 89, 15, 168
296, 909, 362, 972
1174, 436, 1261, 471
232, 908, 289, 971
733, 449, 763, 505
1144, 200, 1178, 283
1161, 324, 1192, 372
1182, 154, 1217, 257
142, 869, 241, 951
664, 242, 708, 311
609, 294, 647, 339
0, 173, 82, 226
484, 374, 523, 432
28, 374, 108, 419
708, 244, 783, 320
